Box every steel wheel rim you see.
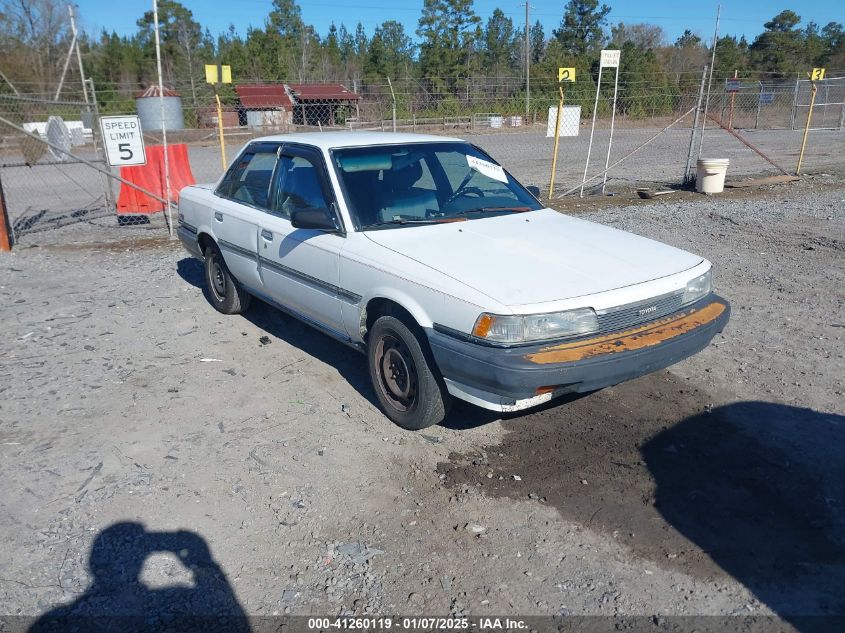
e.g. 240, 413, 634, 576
375, 333, 417, 412
210, 255, 226, 300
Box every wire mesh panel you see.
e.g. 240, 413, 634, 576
2, 73, 844, 247
795, 78, 845, 130
0, 94, 126, 239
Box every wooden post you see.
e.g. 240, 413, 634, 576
728, 69, 737, 129
796, 79, 818, 175
215, 91, 227, 170
0, 169, 12, 251
548, 85, 566, 198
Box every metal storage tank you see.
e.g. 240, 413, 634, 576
135, 86, 184, 132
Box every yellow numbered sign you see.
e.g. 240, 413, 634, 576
205, 64, 232, 84
558, 67, 576, 83
811, 68, 826, 81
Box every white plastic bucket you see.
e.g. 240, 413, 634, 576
696, 158, 730, 194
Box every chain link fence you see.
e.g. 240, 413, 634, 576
0, 94, 118, 238
1, 72, 843, 245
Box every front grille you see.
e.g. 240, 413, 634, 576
596, 291, 685, 335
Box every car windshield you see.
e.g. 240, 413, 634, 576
331, 141, 542, 229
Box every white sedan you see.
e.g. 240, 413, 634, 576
178, 132, 729, 429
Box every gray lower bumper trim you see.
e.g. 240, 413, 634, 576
427, 296, 730, 400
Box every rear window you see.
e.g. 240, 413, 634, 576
217, 148, 278, 209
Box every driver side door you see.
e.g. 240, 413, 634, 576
255, 145, 351, 338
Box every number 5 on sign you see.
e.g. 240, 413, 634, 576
558, 67, 576, 83
99, 115, 146, 166
811, 68, 826, 81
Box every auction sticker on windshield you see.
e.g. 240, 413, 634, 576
467, 155, 507, 183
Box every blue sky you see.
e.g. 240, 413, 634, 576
75, 0, 842, 44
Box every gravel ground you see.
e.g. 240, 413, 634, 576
0, 177, 843, 631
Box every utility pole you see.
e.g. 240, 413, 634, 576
524, 1, 530, 121
697, 3, 720, 159
54, 31, 77, 100
153, 0, 174, 236
68, 5, 89, 104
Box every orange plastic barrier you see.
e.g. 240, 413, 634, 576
166, 143, 196, 198
116, 144, 196, 216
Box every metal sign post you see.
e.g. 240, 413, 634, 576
580, 67, 603, 198
205, 63, 232, 170
548, 68, 575, 198
580, 49, 620, 197
600, 50, 621, 194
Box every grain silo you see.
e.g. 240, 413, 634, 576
135, 86, 184, 132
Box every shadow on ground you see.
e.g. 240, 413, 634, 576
438, 373, 845, 626
29, 522, 249, 633
177, 257, 379, 409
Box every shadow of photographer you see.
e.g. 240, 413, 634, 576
29, 521, 250, 633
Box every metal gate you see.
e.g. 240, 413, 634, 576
0, 90, 169, 244
792, 77, 845, 131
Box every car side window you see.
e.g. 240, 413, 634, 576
269, 154, 334, 220
216, 147, 278, 209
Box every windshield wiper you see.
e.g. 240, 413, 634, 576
453, 206, 533, 215
361, 218, 467, 229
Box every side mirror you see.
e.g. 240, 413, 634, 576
290, 207, 340, 232
526, 185, 541, 199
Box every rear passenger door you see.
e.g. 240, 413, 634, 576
212, 142, 280, 291
256, 144, 350, 338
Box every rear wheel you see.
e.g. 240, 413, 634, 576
368, 315, 451, 430
203, 244, 251, 315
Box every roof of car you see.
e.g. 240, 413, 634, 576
250, 131, 464, 150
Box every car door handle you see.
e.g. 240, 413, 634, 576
214, 211, 223, 222
260, 229, 273, 241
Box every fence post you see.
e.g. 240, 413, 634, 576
820, 82, 828, 127
87, 79, 116, 215
790, 77, 799, 131
0, 169, 12, 251
684, 65, 708, 185
580, 64, 605, 197
755, 82, 762, 129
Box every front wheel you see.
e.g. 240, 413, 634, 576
368, 315, 451, 430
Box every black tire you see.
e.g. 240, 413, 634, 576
368, 314, 451, 430
203, 243, 251, 315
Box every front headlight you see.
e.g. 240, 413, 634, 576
472, 308, 599, 344
682, 269, 712, 305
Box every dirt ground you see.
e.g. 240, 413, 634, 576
0, 176, 843, 631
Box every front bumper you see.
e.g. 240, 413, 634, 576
427, 295, 730, 411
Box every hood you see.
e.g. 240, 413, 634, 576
363, 209, 703, 307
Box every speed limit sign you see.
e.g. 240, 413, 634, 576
100, 115, 147, 166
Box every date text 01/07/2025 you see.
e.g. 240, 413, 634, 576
306, 617, 529, 629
